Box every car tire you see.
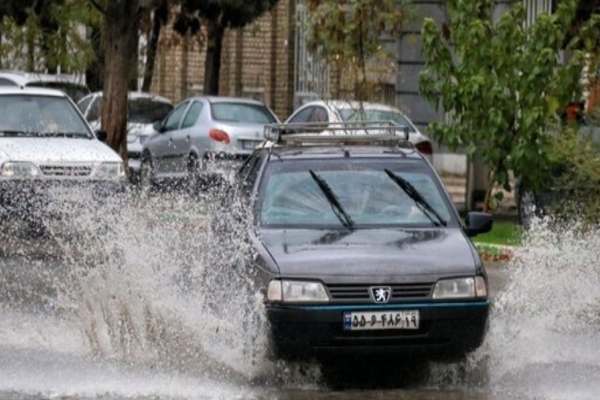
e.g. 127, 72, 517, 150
139, 155, 155, 198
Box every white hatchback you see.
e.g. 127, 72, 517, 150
0, 87, 125, 219
285, 100, 433, 156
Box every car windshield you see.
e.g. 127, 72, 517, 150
128, 98, 173, 124
211, 102, 277, 124
0, 95, 91, 138
339, 108, 416, 132
260, 159, 452, 228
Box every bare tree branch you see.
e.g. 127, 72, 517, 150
89, 0, 106, 15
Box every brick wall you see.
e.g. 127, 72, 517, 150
151, 1, 295, 120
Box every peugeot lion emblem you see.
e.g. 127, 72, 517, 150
370, 286, 392, 304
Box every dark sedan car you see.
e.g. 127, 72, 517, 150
236, 125, 493, 361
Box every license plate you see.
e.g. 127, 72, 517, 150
343, 310, 419, 331
241, 140, 261, 150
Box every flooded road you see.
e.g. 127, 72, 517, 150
1, 194, 599, 400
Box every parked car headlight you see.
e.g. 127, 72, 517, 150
0, 161, 41, 178
95, 162, 126, 179
432, 277, 487, 299
267, 280, 329, 303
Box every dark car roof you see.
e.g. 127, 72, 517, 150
267, 145, 424, 161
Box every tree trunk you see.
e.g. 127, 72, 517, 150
129, 32, 140, 91
101, 0, 140, 162
142, 2, 167, 92
203, 19, 225, 95
86, 25, 104, 92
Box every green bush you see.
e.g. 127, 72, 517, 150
544, 128, 600, 224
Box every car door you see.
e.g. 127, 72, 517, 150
176, 100, 204, 171
153, 101, 190, 176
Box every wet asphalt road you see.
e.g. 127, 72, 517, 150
1, 210, 598, 400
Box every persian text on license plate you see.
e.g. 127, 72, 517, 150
343, 310, 419, 331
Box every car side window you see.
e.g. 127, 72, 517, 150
289, 107, 314, 123
181, 101, 203, 129
0, 78, 17, 86
77, 96, 93, 114
239, 152, 263, 194
86, 97, 102, 122
310, 106, 329, 123
163, 102, 189, 131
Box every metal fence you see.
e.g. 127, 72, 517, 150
293, 0, 330, 109
524, 0, 553, 27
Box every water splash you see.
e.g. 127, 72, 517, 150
428, 217, 600, 398
0, 184, 304, 394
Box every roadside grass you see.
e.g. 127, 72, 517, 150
474, 220, 522, 247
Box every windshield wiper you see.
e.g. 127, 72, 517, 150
309, 170, 354, 230
384, 169, 447, 227
0, 130, 33, 137
41, 132, 91, 138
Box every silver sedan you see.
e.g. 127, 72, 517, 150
140, 96, 279, 190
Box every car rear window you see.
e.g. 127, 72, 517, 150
128, 98, 173, 124
259, 159, 453, 228
211, 102, 276, 124
0, 95, 91, 138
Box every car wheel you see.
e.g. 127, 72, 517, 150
518, 188, 536, 229
139, 156, 155, 198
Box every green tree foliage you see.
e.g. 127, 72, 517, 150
544, 128, 600, 224
306, 0, 405, 101
0, 0, 97, 73
175, 0, 279, 95
419, 0, 599, 209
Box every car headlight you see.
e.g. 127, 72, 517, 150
95, 162, 126, 179
267, 280, 330, 303
0, 161, 41, 178
432, 276, 487, 299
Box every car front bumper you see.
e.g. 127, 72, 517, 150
267, 301, 489, 359
0, 179, 126, 216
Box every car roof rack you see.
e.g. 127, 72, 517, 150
264, 121, 411, 147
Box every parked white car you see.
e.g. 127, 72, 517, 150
77, 91, 173, 179
140, 96, 279, 190
0, 87, 125, 223
285, 100, 433, 156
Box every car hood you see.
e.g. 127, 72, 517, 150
0, 138, 122, 164
258, 228, 477, 282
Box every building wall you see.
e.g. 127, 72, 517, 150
150, 0, 296, 120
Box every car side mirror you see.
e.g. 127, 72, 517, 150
95, 129, 107, 142
465, 212, 493, 237
153, 120, 164, 133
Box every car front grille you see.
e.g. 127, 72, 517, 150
326, 282, 434, 303
39, 164, 93, 177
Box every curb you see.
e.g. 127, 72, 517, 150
475, 242, 516, 262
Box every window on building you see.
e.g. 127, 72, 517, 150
524, 0, 553, 27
